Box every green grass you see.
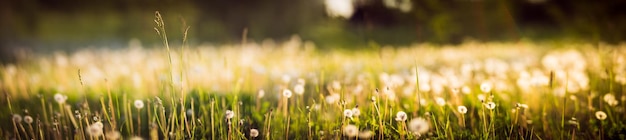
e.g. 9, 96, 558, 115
1, 13, 626, 140
2, 40, 626, 140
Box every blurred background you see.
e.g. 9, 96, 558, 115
1, 0, 625, 60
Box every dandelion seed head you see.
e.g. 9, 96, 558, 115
485, 102, 496, 110
281, 74, 291, 84
395, 111, 407, 122
480, 82, 492, 93
134, 100, 144, 109
294, 84, 305, 95
54, 93, 68, 104
250, 129, 259, 137
297, 78, 306, 85
258, 90, 265, 98
408, 117, 430, 135
477, 94, 486, 102
282, 89, 293, 98
325, 94, 340, 104
461, 86, 471, 94
332, 81, 342, 91
24, 115, 33, 124
351, 107, 361, 117
358, 130, 374, 139
344, 109, 354, 118
343, 124, 358, 137
87, 122, 104, 137
457, 106, 468, 114
225, 110, 235, 119
12, 114, 22, 123
435, 97, 446, 106
595, 111, 607, 120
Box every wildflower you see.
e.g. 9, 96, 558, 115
294, 84, 305, 95
395, 111, 407, 121
408, 117, 430, 135
485, 102, 496, 110
87, 122, 104, 137
480, 82, 492, 93
343, 109, 354, 118
461, 86, 471, 94
257, 90, 265, 98
283, 89, 293, 98
281, 74, 291, 84
54, 93, 68, 104
297, 78, 306, 85
105, 131, 121, 140
325, 94, 340, 104
332, 81, 342, 91
343, 124, 358, 137
516, 103, 529, 109
250, 129, 259, 137
351, 107, 361, 117
604, 93, 619, 106
435, 97, 446, 106
225, 110, 235, 119
134, 100, 144, 109
12, 114, 22, 123
457, 106, 468, 114
595, 111, 607, 120
477, 94, 486, 102
358, 130, 374, 139
24, 115, 33, 124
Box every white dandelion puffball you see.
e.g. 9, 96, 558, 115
343, 124, 358, 137
408, 117, 430, 135
358, 130, 374, 139
457, 106, 468, 114
595, 111, 607, 120
54, 93, 68, 104
324, 0, 354, 19
281, 74, 291, 84
258, 90, 265, 98
435, 97, 446, 106
225, 110, 235, 119
325, 94, 340, 104
477, 94, 486, 102
134, 100, 145, 109
294, 84, 305, 95
250, 129, 259, 137
480, 83, 492, 93
344, 109, 354, 118
12, 114, 22, 123
87, 122, 104, 137
24, 115, 33, 124
351, 108, 361, 117
485, 102, 496, 110
395, 111, 407, 122
283, 89, 293, 98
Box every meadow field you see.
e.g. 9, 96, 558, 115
2, 37, 626, 140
